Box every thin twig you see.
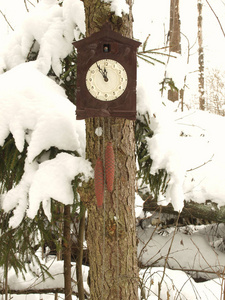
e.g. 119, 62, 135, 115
0, 10, 14, 31
24, 0, 29, 12
27, 0, 36, 7
187, 154, 214, 172
191, 238, 220, 275
158, 212, 181, 299
138, 46, 169, 54
205, 0, 225, 38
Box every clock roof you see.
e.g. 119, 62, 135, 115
73, 22, 141, 50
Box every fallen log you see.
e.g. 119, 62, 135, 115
143, 195, 225, 224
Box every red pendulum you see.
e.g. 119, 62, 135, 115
94, 157, 104, 207
105, 141, 115, 192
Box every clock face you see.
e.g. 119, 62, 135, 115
86, 59, 128, 101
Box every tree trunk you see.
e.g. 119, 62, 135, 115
79, 2, 139, 299
168, 0, 182, 103
79, 2, 139, 298
64, 205, 72, 300
197, 0, 205, 110
169, 0, 181, 54
76, 203, 85, 300
83, 118, 138, 300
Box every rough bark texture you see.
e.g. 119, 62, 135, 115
197, 0, 205, 110
64, 205, 72, 300
76, 204, 85, 300
168, 0, 182, 103
82, 117, 139, 300
169, 0, 181, 54
79, 2, 139, 299
79, 2, 139, 300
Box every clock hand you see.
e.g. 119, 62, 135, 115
103, 67, 108, 82
96, 63, 108, 82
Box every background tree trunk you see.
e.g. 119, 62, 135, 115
168, 0, 182, 103
76, 204, 85, 300
197, 0, 205, 110
169, 0, 181, 54
64, 205, 72, 300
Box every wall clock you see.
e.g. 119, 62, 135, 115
73, 23, 141, 120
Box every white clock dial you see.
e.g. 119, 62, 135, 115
86, 59, 128, 101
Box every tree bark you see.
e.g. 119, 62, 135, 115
169, 0, 181, 54
64, 205, 72, 300
168, 0, 182, 103
79, 2, 139, 299
82, 118, 138, 300
197, 0, 205, 110
76, 203, 85, 300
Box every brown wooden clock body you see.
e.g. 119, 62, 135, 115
73, 23, 141, 120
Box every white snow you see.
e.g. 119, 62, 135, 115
138, 224, 225, 280
104, 0, 129, 17
139, 267, 222, 300
0, 62, 85, 161
2, 152, 93, 226
0, 0, 85, 75
2, 158, 38, 228
3, 254, 89, 296
27, 153, 92, 220
0, 62, 92, 226
165, 52, 188, 90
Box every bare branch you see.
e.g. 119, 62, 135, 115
0, 288, 88, 298
205, 0, 225, 38
24, 0, 29, 12
0, 10, 14, 31
187, 154, 214, 172
158, 212, 181, 299
27, 0, 36, 7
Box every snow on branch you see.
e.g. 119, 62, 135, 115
3, 153, 92, 228
0, 62, 92, 227
0, 62, 85, 161
0, 0, 85, 75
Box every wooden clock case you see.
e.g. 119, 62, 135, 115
73, 23, 141, 120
